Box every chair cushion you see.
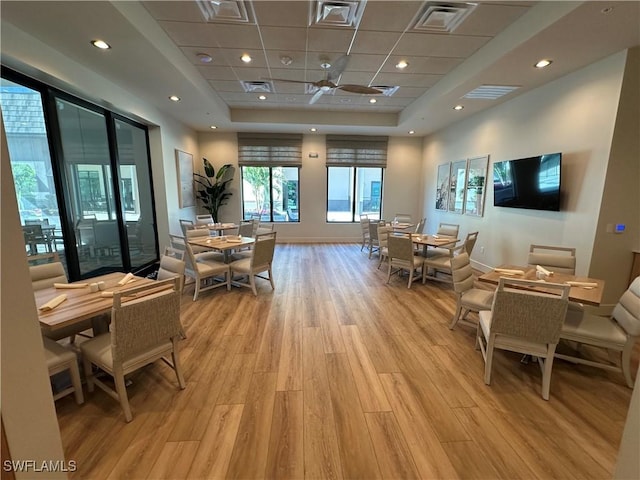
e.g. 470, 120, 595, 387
81, 333, 173, 371
561, 310, 627, 346
196, 259, 228, 275
478, 311, 551, 356
461, 288, 494, 311
229, 257, 252, 274
42, 337, 76, 369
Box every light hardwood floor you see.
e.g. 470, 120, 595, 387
55, 243, 638, 479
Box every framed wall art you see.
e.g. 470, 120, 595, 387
435, 162, 450, 211
175, 149, 195, 208
448, 159, 467, 214
464, 155, 489, 217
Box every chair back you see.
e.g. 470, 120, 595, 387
612, 276, 640, 336
450, 252, 474, 295
369, 221, 383, 241
30, 262, 67, 291
157, 252, 186, 291
378, 225, 392, 249
360, 214, 370, 231
491, 278, 569, 344
169, 234, 186, 251
394, 213, 412, 223
387, 234, 414, 263
110, 279, 181, 364
527, 244, 576, 275
195, 214, 213, 226
463, 231, 479, 255
414, 218, 426, 234
252, 232, 276, 269
437, 223, 459, 238
237, 220, 254, 237
179, 219, 194, 236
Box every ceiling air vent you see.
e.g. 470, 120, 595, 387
241, 81, 273, 93
412, 2, 477, 33
196, 0, 254, 24
463, 85, 520, 100
371, 86, 399, 97
310, 0, 365, 28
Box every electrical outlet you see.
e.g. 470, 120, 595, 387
480, 246, 485, 254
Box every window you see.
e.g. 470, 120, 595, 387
326, 135, 387, 222
1, 69, 158, 280
238, 133, 301, 222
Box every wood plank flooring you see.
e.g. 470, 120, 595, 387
55, 243, 638, 479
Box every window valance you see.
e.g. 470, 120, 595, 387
237, 133, 302, 166
325, 135, 388, 167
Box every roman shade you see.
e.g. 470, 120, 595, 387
237, 133, 302, 166
325, 135, 388, 167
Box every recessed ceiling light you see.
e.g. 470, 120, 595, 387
408, 130, 415, 135
535, 59, 553, 69
197, 53, 213, 63
91, 39, 111, 50
241, 53, 252, 63
395, 60, 409, 70
210, 125, 217, 129
169, 95, 180, 102
453, 105, 464, 110
310, 128, 317, 132
258, 95, 266, 100
369, 98, 377, 104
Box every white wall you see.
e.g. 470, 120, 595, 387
421, 51, 631, 304
199, 133, 423, 242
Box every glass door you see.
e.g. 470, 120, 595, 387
55, 98, 124, 276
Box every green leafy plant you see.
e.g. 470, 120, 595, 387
194, 158, 234, 223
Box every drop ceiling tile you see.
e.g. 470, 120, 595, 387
349, 30, 408, 55
395, 32, 490, 57
306, 27, 359, 53
142, 1, 205, 22
358, 1, 425, 31
259, 26, 308, 51
197, 65, 239, 80
452, 4, 530, 36
158, 20, 262, 48
252, 1, 309, 27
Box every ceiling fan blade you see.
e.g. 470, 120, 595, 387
262, 77, 311, 85
309, 88, 326, 105
338, 84, 382, 95
327, 55, 349, 83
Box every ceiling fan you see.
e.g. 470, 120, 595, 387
265, 55, 382, 104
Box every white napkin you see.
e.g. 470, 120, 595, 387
565, 281, 598, 288
494, 268, 526, 275
536, 265, 553, 276
100, 291, 114, 298
54, 283, 88, 289
117, 272, 135, 286
39, 294, 67, 311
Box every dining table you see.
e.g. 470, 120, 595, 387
478, 264, 605, 306
410, 233, 459, 257
188, 235, 255, 263
35, 272, 158, 335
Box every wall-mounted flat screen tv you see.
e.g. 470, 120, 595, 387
493, 153, 562, 211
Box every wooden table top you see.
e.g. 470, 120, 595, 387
35, 272, 156, 332
410, 234, 458, 248
188, 235, 255, 252
478, 264, 605, 306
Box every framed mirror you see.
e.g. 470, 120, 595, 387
448, 159, 467, 214
435, 162, 450, 211
465, 155, 489, 216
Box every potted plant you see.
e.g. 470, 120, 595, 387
194, 158, 234, 223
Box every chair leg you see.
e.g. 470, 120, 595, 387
387, 263, 392, 284
83, 357, 95, 392
540, 345, 557, 400
114, 372, 133, 422
621, 342, 635, 388
249, 274, 257, 296
268, 267, 275, 291
172, 340, 186, 389
193, 278, 200, 301
484, 336, 495, 386
450, 302, 463, 330
68, 359, 84, 405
